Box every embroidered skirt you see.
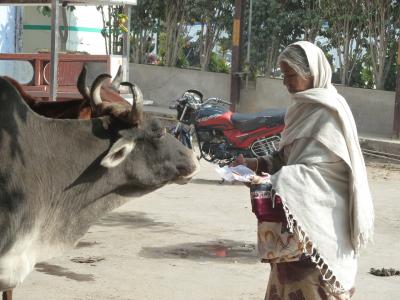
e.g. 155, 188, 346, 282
264, 261, 355, 300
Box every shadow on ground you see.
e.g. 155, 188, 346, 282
139, 239, 258, 264
189, 178, 237, 186
35, 263, 94, 282
75, 241, 99, 248
95, 211, 173, 231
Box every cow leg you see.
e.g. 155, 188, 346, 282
2, 290, 12, 300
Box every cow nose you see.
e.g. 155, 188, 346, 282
174, 153, 199, 185
183, 151, 200, 178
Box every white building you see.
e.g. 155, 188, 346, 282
0, 3, 134, 84
22, 5, 107, 54
0, 6, 24, 79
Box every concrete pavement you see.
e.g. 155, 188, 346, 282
13, 158, 400, 300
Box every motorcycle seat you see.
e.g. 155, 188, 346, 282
231, 108, 286, 132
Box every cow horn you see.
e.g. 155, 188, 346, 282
111, 65, 123, 91
77, 64, 90, 100
90, 73, 112, 110
120, 81, 143, 125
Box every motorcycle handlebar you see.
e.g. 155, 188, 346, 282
219, 99, 232, 106
202, 97, 231, 106
172, 95, 231, 109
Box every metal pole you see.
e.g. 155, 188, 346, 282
49, 0, 60, 101
393, 40, 400, 139
14, 6, 23, 53
122, 5, 131, 82
230, 0, 246, 112
245, 0, 252, 89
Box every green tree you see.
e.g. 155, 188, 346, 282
323, 0, 367, 86
383, 41, 398, 91
364, 0, 400, 90
130, 0, 163, 63
217, 37, 231, 60
208, 52, 230, 73
97, 5, 128, 55
246, 0, 307, 78
163, 0, 189, 66
158, 32, 189, 67
301, 0, 325, 43
37, 5, 76, 52
188, 0, 234, 71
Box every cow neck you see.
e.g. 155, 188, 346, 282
29, 113, 133, 216
36, 116, 124, 184
0, 77, 126, 200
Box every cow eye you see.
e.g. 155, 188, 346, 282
151, 128, 166, 140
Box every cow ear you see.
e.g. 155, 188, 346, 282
101, 137, 136, 168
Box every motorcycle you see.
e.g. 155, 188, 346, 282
169, 89, 286, 166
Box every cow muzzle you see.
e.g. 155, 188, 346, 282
175, 151, 200, 184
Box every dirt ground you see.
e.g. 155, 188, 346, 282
13, 158, 400, 300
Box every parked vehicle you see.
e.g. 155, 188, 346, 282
169, 89, 286, 166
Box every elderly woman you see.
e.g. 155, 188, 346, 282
237, 41, 374, 299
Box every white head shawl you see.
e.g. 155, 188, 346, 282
287, 41, 375, 252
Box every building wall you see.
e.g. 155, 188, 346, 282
129, 63, 231, 106
129, 63, 396, 137
0, 6, 28, 81
22, 6, 107, 54
0, 6, 18, 78
0, 6, 118, 83
241, 77, 395, 138
0, 6, 16, 53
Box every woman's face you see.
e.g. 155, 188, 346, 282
280, 61, 313, 94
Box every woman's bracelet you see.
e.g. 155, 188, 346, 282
254, 157, 259, 174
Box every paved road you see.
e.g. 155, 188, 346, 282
14, 160, 400, 300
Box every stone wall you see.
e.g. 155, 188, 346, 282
130, 63, 395, 137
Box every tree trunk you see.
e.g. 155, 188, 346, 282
108, 6, 112, 55
265, 39, 279, 77
365, 0, 399, 90
98, 6, 109, 55
199, 23, 206, 69
304, 28, 318, 43
164, 0, 187, 67
325, 0, 365, 87
341, 32, 350, 85
200, 22, 220, 71
304, 0, 322, 43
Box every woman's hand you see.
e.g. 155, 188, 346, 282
250, 174, 271, 185
230, 154, 260, 188
230, 154, 247, 167
230, 154, 258, 172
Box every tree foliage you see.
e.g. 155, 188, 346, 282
363, 0, 400, 90
130, 0, 163, 63
162, 0, 190, 66
97, 5, 128, 55
208, 52, 230, 73
242, 0, 398, 90
37, 5, 76, 52
125, 0, 398, 90
244, 0, 326, 78
323, 0, 367, 86
188, 0, 234, 71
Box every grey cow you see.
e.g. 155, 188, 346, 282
0, 76, 199, 292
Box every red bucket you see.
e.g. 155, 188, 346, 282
250, 183, 285, 223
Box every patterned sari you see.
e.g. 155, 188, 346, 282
265, 261, 355, 300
